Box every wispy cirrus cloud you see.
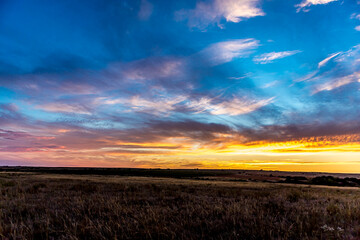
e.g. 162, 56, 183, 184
351, 13, 360, 31
103, 95, 187, 116
196, 39, 259, 66
351, 13, 360, 20
295, 44, 360, 93
36, 103, 92, 115
102, 93, 273, 117
312, 72, 360, 94
253, 50, 301, 64
187, 96, 275, 116
175, 0, 264, 29
112, 57, 185, 82
295, 0, 338, 12
318, 52, 341, 68
296, 51, 344, 83
310, 44, 360, 93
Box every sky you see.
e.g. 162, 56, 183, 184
1, 0, 360, 172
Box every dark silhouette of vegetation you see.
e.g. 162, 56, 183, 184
0, 166, 229, 178
283, 176, 308, 184
311, 176, 360, 187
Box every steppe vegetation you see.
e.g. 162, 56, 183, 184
1, 170, 360, 239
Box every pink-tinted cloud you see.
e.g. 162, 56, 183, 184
36, 103, 92, 115
175, 0, 264, 29
194, 39, 259, 65
312, 72, 360, 94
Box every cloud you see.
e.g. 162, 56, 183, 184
261, 80, 279, 89
146, 120, 233, 142
295, 70, 319, 83
333, 45, 360, 62
0, 103, 25, 126
1, 55, 189, 98
103, 95, 187, 116
187, 96, 275, 115
46, 119, 234, 149
351, 13, 360, 32
240, 121, 360, 143
1, 38, 258, 99
312, 72, 360, 94
308, 45, 360, 93
138, 0, 153, 20
196, 39, 259, 66
0, 103, 19, 115
0, 129, 32, 141
113, 57, 184, 82
36, 103, 92, 115
102, 91, 274, 117
175, 0, 264, 29
318, 52, 341, 68
128, 96, 185, 115
351, 13, 360, 20
295, 44, 360, 92
295, 0, 338, 12
102, 91, 273, 117
253, 50, 302, 64
149, 120, 231, 134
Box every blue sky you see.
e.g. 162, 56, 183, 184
1, 0, 360, 171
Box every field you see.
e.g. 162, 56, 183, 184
1, 169, 360, 239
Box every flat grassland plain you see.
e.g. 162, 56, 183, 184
1, 168, 360, 239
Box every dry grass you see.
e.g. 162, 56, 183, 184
1, 173, 360, 239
